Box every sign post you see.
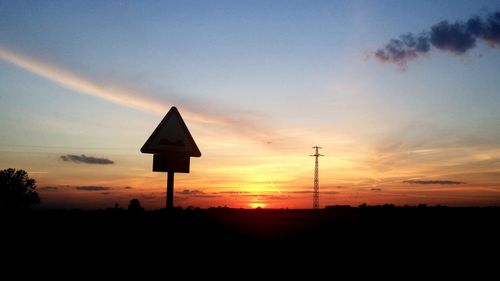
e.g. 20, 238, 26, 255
167, 171, 174, 208
141, 106, 201, 209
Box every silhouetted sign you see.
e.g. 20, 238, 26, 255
141, 106, 201, 208
141, 106, 201, 173
152, 154, 190, 173
141, 106, 201, 157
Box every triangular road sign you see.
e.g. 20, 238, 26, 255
141, 106, 201, 157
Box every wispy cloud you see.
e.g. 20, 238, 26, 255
38, 186, 59, 191
76, 186, 112, 191
214, 191, 251, 195
0, 44, 275, 144
177, 189, 205, 195
40, 185, 133, 192
288, 190, 339, 195
403, 180, 465, 185
0, 45, 239, 127
61, 154, 114, 165
176, 189, 222, 198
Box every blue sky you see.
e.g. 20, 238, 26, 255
1, 0, 500, 209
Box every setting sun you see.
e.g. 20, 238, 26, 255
249, 202, 267, 209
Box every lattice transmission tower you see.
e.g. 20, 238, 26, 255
310, 146, 323, 209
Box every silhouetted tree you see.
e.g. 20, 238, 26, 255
128, 198, 144, 212
0, 168, 40, 210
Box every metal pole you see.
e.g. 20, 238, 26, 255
167, 171, 174, 209
313, 150, 319, 209
310, 146, 323, 209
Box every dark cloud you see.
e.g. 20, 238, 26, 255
61, 154, 114, 165
430, 21, 476, 54
322, 191, 340, 195
177, 189, 205, 195
371, 188, 382, 191
467, 12, 500, 46
375, 10, 500, 68
41, 185, 130, 192
176, 189, 221, 198
374, 33, 430, 68
322, 185, 346, 190
403, 180, 465, 185
76, 186, 112, 191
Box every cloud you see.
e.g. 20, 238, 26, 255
371, 188, 382, 191
262, 195, 289, 200
177, 189, 288, 199
61, 154, 114, 165
237, 193, 289, 200
177, 189, 205, 195
76, 186, 112, 191
0, 45, 229, 126
0, 44, 273, 142
40, 185, 132, 192
321, 191, 340, 195
288, 190, 339, 195
215, 191, 251, 195
374, 33, 430, 67
375, 11, 500, 68
430, 21, 476, 54
403, 180, 465, 185
38, 185, 74, 191
176, 189, 221, 198
38, 186, 59, 191
467, 12, 500, 46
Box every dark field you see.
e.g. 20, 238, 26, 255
4, 205, 500, 256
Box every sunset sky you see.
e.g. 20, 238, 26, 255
1, 0, 500, 209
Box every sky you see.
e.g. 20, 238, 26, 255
1, 0, 500, 209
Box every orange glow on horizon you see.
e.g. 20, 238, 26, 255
249, 202, 267, 209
